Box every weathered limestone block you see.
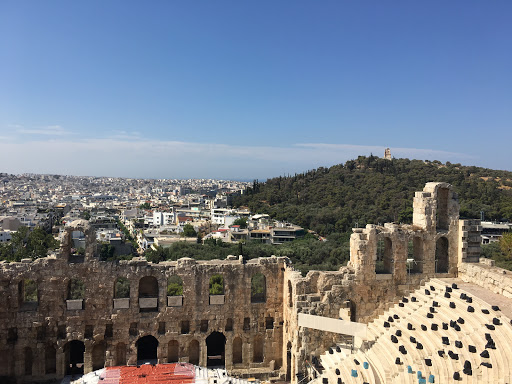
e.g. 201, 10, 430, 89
209, 295, 225, 305
167, 296, 183, 307
138, 298, 158, 308
66, 299, 84, 310
113, 298, 130, 309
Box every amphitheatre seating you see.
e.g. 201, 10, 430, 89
315, 278, 512, 384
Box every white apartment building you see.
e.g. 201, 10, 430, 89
211, 208, 239, 226
0, 230, 12, 243
153, 211, 175, 227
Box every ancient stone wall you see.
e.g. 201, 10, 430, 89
282, 183, 481, 381
459, 261, 512, 299
0, 183, 481, 384
0, 221, 286, 382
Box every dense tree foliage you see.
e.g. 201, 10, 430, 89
481, 236, 512, 271
167, 275, 184, 296
232, 217, 248, 228
0, 226, 60, 262
114, 277, 130, 298
144, 232, 350, 275
499, 233, 512, 258
99, 243, 116, 261
182, 223, 197, 237
234, 157, 512, 236
209, 274, 224, 295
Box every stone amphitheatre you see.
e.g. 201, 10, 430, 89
2, 182, 512, 383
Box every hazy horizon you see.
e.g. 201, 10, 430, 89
1, 2, 510, 178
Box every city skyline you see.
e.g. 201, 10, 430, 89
1, 1, 511, 179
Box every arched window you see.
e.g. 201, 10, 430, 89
189, 340, 200, 365
407, 237, 423, 274
436, 237, 449, 273
138, 276, 159, 311
436, 187, 450, 231
136, 335, 158, 363
68, 279, 85, 300
138, 276, 158, 297
209, 274, 224, 295
115, 343, 126, 366
45, 345, 56, 374
253, 335, 264, 363
114, 277, 130, 299
64, 340, 85, 375
19, 279, 38, 310
349, 300, 357, 322
375, 237, 393, 274
232, 337, 243, 364
167, 275, 183, 296
288, 281, 293, 308
168, 340, 179, 363
251, 273, 266, 303
24, 347, 33, 375
92, 342, 106, 371
225, 318, 233, 332
22, 279, 37, 302
206, 332, 226, 367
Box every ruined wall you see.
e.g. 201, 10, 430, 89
0, 183, 481, 384
0, 220, 286, 382
282, 182, 481, 382
459, 261, 512, 298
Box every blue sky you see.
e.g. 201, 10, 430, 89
1, 1, 511, 180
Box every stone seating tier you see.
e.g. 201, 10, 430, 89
316, 278, 512, 384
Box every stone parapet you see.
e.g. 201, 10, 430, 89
459, 262, 512, 298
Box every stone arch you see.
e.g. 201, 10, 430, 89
136, 335, 158, 363
24, 346, 33, 375
19, 279, 38, 304
376, 237, 393, 274
138, 276, 158, 298
92, 342, 106, 371
206, 331, 226, 367
167, 340, 179, 363
225, 318, 233, 332
138, 276, 159, 312
189, 340, 200, 365
436, 187, 450, 231
288, 281, 293, 307
436, 237, 449, 273
114, 277, 130, 299
407, 237, 423, 274
349, 300, 357, 322
67, 278, 85, 300
61, 220, 97, 262
63, 340, 84, 375
253, 335, 264, 363
115, 342, 126, 366
45, 344, 56, 374
167, 275, 183, 296
209, 274, 224, 295
251, 273, 266, 303
232, 336, 243, 364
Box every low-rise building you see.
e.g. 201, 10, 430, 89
481, 221, 512, 244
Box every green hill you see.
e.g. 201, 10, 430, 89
234, 156, 512, 236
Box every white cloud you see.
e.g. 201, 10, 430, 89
108, 130, 142, 140
15, 125, 72, 136
0, 137, 476, 179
